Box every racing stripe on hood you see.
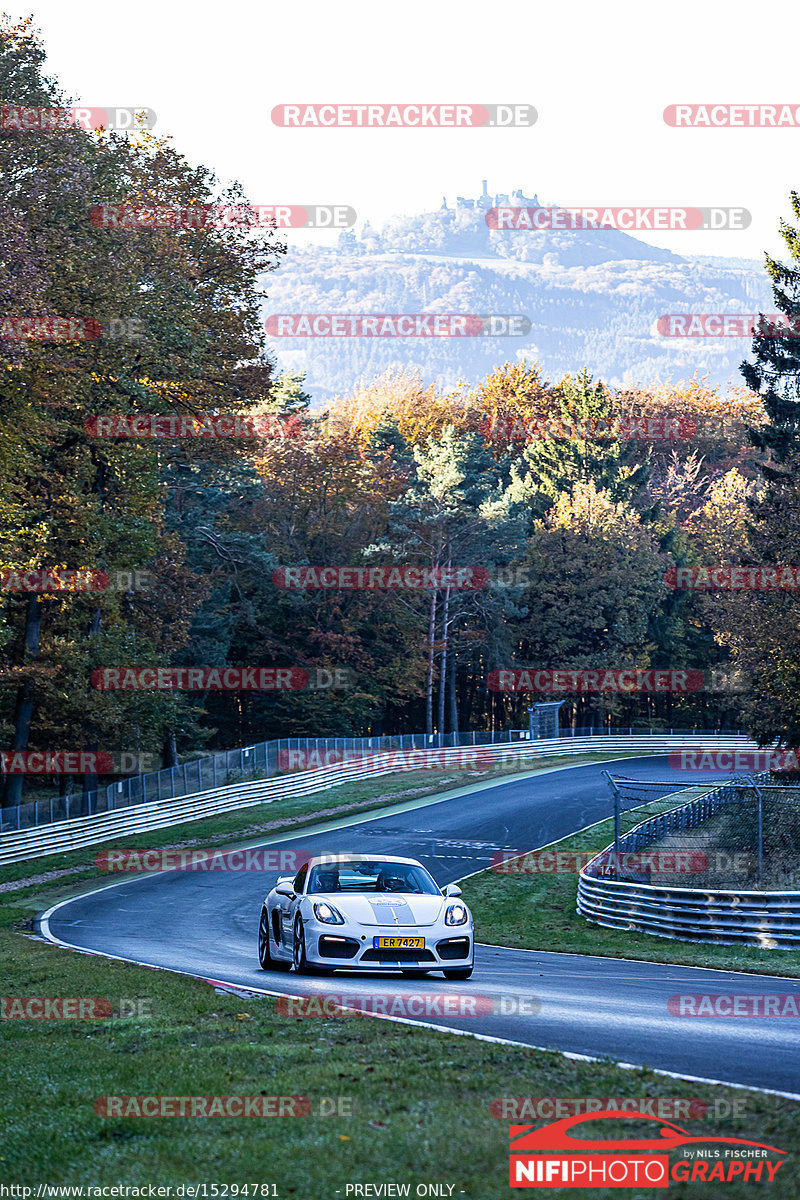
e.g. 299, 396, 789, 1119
367, 898, 410, 921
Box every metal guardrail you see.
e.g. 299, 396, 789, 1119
576, 773, 800, 948
0, 733, 757, 867
2, 724, 745, 835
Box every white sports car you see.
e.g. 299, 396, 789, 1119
258, 853, 473, 978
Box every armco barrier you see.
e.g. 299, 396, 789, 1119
0, 733, 757, 867
3, 724, 746, 834
576, 773, 800, 948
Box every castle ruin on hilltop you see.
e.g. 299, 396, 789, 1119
442, 180, 540, 211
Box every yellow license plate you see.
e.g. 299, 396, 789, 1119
374, 936, 425, 950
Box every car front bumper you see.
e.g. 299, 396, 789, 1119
306, 924, 473, 970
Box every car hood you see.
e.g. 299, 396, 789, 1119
315, 894, 450, 926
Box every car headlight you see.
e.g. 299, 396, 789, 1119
445, 903, 468, 926
313, 901, 345, 924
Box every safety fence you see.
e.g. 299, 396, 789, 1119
0, 731, 756, 865
1, 724, 744, 834
577, 773, 800, 947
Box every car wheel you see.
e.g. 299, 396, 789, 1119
401, 970, 430, 978
258, 907, 291, 971
292, 917, 314, 974
443, 967, 473, 980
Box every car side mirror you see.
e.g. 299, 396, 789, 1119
275, 884, 295, 899
444, 884, 462, 897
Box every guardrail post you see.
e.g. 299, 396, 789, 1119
743, 772, 762, 888
758, 789, 764, 886
602, 771, 621, 880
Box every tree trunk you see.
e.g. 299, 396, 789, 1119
2, 594, 42, 808
163, 732, 179, 767
80, 604, 104, 798
437, 580, 451, 746
425, 587, 438, 737
447, 639, 458, 733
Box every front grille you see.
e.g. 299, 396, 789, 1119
436, 937, 471, 960
361, 948, 437, 963
318, 936, 360, 959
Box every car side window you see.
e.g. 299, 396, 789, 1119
292, 863, 308, 894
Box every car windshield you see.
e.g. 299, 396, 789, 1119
307, 861, 441, 895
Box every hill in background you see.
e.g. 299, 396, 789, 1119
262, 184, 773, 403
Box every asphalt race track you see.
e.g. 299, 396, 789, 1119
41, 755, 800, 1096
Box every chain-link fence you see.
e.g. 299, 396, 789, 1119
0, 725, 745, 834
598, 774, 800, 890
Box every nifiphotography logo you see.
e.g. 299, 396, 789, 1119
508, 1111, 786, 1188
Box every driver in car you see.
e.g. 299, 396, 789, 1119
377, 869, 412, 892
313, 868, 341, 892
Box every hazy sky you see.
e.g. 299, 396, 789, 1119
8, 0, 800, 263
